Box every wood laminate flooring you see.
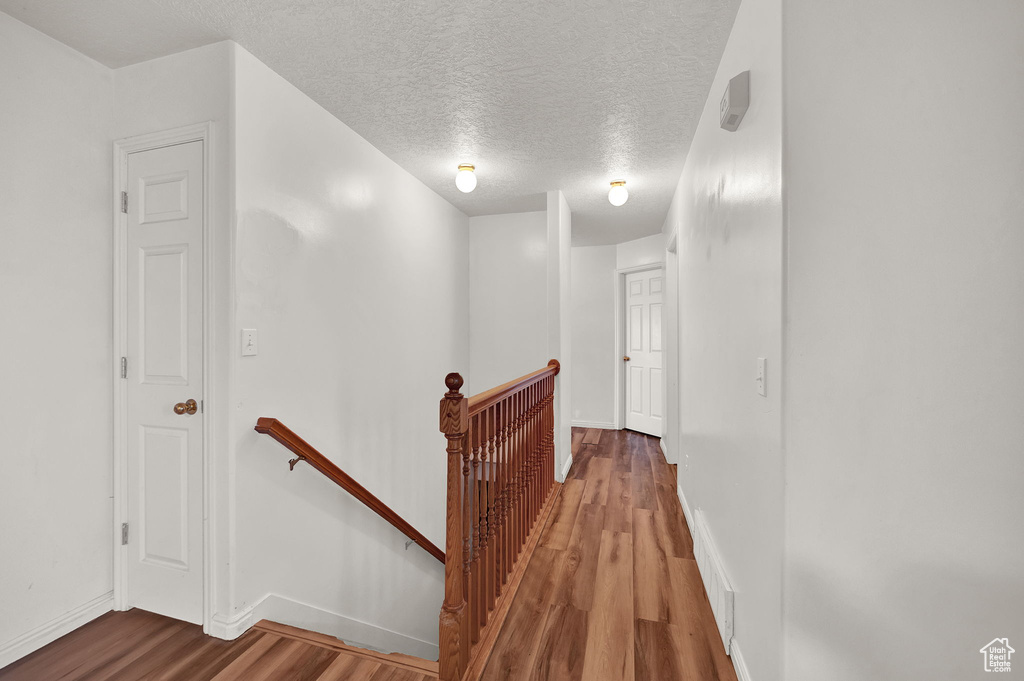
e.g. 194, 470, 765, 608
0, 611, 437, 681
479, 428, 739, 681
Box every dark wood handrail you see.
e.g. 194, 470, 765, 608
254, 417, 445, 564
467, 359, 560, 416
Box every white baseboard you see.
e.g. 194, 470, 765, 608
730, 636, 752, 681
659, 438, 675, 466
214, 594, 438, 660
677, 484, 694, 533
559, 454, 574, 482
0, 591, 113, 669
570, 420, 616, 430
208, 605, 256, 640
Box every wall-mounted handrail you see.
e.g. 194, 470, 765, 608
254, 417, 445, 564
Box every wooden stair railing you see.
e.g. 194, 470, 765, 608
438, 360, 562, 681
254, 417, 445, 563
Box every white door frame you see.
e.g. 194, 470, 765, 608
613, 262, 665, 432
112, 122, 214, 631
663, 234, 680, 463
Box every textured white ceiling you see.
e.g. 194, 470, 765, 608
2, 0, 739, 245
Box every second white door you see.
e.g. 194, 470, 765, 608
125, 140, 205, 624
624, 268, 664, 436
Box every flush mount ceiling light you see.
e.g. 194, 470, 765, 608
455, 164, 477, 193
608, 180, 628, 206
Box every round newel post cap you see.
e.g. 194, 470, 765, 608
445, 372, 464, 393
548, 359, 561, 375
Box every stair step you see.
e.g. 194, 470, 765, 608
252, 620, 439, 677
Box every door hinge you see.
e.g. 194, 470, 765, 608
121, 191, 128, 214
121, 522, 129, 545
120, 356, 127, 379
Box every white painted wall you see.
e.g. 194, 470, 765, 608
616, 233, 665, 271
662, 0, 783, 677
468, 212, 548, 395
0, 13, 115, 664
112, 40, 236, 628
230, 46, 468, 656
570, 246, 617, 427
782, 2, 1024, 679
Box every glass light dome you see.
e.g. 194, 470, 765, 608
455, 164, 477, 193
608, 180, 628, 206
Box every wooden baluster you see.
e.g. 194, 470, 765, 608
489, 403, 501, 610
502, 396, 513, 582
541, 378, 547, 497
526, 387, 532, 539
546, 381, 552, 488
535, 381, 542, 518
547, 377, 554, 493
492, 401, 501, 595
462, 412, 474, 653
475, 415, 483, 637
480, 406, 492, 624
517, 387, 526, 557
551, 376, 556, 488
439, 374, 468, 681
478, 409, 489, 634
538, 382, 544, 514
526, 386, 533, 537
529, 381, 538, 526
526, 386, 533, 548
520, 386, 529, 552
471, 413, 484, 642
467, 415, 476, 643
484, 406, 494, 612
512, 389, 521, 559
527, 382, 535, 527
537, 380, 544, 505
542, 378, 549, 498
541, 378, 548, 498
503, 396, 512, 584
552, 376, 561, 489
536, 381, 543, 516
512, 387, 520, 561
495, 398, 506, 592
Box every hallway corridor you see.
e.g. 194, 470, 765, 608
481, 428, 738, 681
0, 429, 737, 681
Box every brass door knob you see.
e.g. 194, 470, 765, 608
174, 399, 198, 415
623, 356, 631, 361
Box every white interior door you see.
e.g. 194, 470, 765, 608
125, 140, 204, 624
624, 268, 664, 436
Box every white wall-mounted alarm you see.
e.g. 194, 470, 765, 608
720, 70, 750, 132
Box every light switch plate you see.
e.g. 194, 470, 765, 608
756, 357, 766, 396
241, 329, 258, 356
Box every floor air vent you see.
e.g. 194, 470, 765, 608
693, 509, 735, 653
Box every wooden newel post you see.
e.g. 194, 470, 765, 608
439, 373, 468, 681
